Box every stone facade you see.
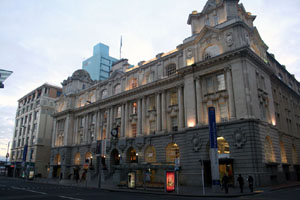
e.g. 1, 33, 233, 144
49, 0, 300, 188
10, 83, 62, 178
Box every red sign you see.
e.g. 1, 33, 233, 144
166, 171, 175, 192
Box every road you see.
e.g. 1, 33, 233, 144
1, 176, 300, 200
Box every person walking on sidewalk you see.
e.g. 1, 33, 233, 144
237, 174, 244, 193
222, 174, 229, 194
247, 175, 254, 192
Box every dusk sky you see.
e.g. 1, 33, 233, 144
0, 0, 299, 160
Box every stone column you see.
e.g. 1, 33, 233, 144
156, 92, 161, 132
121, 104, 125, 137
95, 111, 101, 141
178, 85, 184, 130
137, 98, 142, 136
161, 91, 167, 132
51, 119, 57, 147
124, 102, 129, 138
226, 67, 236, 119
84, 115, 89, 143
184, 74, 197, 128
106, 109, 110, 140
196, 77, 204, 124
109, 107, 114, 139
142, 96, 146, 135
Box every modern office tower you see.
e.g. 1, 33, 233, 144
82, 43, 118, 81
50, 0, 300, 189
0, 69, 13, 88
10, 83, 62, 178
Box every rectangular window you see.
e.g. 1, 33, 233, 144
219, 103, 228, 122
29, 114, 32, 122
132, 102, 137, 114
117, 106, 121, 118
131, 124, 137, 137
171, 117, 178, 132
206, 77, 213, 93
150, 121, 156, 134
149, 96, 156, 110
213, 15, 218, 26
170, 92, 178, 106
217, 74, 225, 91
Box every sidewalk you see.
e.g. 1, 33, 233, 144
27, 178, 300, 198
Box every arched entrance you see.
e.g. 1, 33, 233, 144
217, 137, 233, 186
110, 149, 120, 165
53, 153, 61, 178
165, 143, 179, 163
126, 147, 138, 163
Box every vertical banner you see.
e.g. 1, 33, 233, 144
23, 145, 28, 162
208, 107, 220, 188
166, 171, 175, 192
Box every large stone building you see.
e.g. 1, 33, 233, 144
10, 83, 62, 178
50, 0, 300, 189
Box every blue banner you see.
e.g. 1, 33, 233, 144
23, 144, 28, 161
208, 107, 217, 149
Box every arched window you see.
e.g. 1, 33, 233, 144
89, 92, 96, 103
114, 84, 121, 94
54, 154, 61, 165
110, 149, 120, 165
144, 145, 156, 163
126, 147, 138, 163
166, 143, 180, 163
203, 45, 220, 60
166, 64, 176, 76
217, 137, 230, 154
101, 89, 108, 99
292, 145, 298, 164
264, 136, 275, 163
85, 152, 93, 165
74, 152, 81, 165
280, 141, 287, 163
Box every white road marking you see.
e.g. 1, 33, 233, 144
58, 195, 83, 200
11, 186, 47, 195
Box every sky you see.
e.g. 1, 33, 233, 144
0, 0, 299, 160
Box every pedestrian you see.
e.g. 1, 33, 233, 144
222, 174, 229, 194
247, 175, 254, 192
237, 174, 244, 193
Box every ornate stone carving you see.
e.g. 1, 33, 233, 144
191, 134, 202, 152
186, 48, 193, 59
225, 32, 233, 46
135, 137, 144, 150
233, 128, 247, 148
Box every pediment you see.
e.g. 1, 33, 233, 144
195, 26, 221, 44
109, 70, 124, 80
202, 0, 217, 14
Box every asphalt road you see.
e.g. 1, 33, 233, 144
1, 176, 300, 200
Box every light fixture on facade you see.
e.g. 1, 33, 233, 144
188, 120, 196, 127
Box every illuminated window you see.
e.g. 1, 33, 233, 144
217, 74, 225, 91
126, 147, 137, 163
166, 143, 180, 163
292, 145, 298, 164
129, 78, 138, 89
166, 64, 176, 76
170, 91, 178, 106
74, 153, 81, 165
132, 102, 137, 114
85, 152, 93, 165
280, 141, 287, 163
54, 154, 61, 165
144, 145, 156, 163
264, 136, 275, 163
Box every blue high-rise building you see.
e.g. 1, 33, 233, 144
82, 43, 118, 81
